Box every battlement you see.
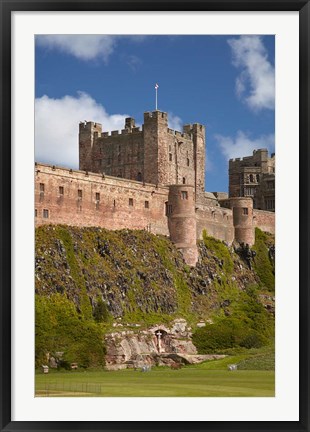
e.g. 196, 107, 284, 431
167, 128, 191, 140
144, 110, 168, 122
100, 127, 142, 138
79, 121, 102, 133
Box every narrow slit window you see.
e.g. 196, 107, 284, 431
78, 189, 82, 199
129, 198, 133, 206
59, 186, 64, 195
145, 201, 149, 209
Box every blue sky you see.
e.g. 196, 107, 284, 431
35, 35, 275, 192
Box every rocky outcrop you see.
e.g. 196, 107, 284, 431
104, 318, 224, 370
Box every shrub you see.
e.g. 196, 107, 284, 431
35, 294, 105, 369
202, 230, 234, 275
252, 228, 275, 291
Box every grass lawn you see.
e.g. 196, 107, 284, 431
36, 366, 275, 397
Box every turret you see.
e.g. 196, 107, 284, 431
183, 123, 206, 195
143, 111, 168, 185
79, 121, 102, 171
167, 184, 198, 266
230, 197, 255, 246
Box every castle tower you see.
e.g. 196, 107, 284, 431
143, 111, 169, 185
230, 197, 255, 246
79, 121, 102, 171
167, 184, 198, 266
183, 123, 206, 195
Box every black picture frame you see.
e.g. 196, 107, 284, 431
1, 1, 309, 431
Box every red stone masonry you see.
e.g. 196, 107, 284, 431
35, 111, 275, 266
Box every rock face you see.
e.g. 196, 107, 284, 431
105, 318, 203, 370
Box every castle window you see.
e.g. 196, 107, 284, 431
95, 192, 100, 202
40, 183, 45, 193
137, 172, 142, 182
169, 153, 173, 162
250, 174, 254, 183
43, 209, 49, 218
187, 158, 190, 167
181, 191, 188, 200
113, 200, 116, 207
256, 174, 260, 182
243, 208, 248, 215
129, 198, 133, 207
244, 187, 255, 196
165, 202, 172, 216
182, 177, 186, 184
78, 189, 82, 199
266, 199, 275, 210
59, 186, 64, 196
35, 209, 37, 217
117, 171, 122, 178
145, 201, 149, 209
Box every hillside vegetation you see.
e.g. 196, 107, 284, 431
35, 225, 275, 368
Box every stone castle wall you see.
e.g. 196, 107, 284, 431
35, 163, 275, 264
79, 111, 205, 195
35, 164, 170, 236
253, 209, 275, 235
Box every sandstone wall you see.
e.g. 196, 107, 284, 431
35, 164, 170, 236
93, 128, 144, 181
196, 205, 235, 244
253, 209, 275, 235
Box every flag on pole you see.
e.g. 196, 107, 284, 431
155, 83, 159, 89
155, 83, 159, 110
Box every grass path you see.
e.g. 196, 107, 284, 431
36, 368, 274, 397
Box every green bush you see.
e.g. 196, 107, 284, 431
193, 319, 268, 353
252, 228, 275, 291
35, 294, 105, 369
202, 230, 234, 275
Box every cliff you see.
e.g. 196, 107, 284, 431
35, 226, 275, 368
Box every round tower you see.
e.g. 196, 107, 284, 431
230, 197, 255, 246
167, 185, 198, 266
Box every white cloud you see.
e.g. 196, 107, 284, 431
228, 36, 275, 111
168, 112, 182, 131
214, 130, 275, 160
36, 35, 117, 62
36, 35, 146, 63
35, 92, 130, 168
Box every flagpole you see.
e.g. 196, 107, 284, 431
155, 83, 159, 110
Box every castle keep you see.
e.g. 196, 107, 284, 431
35, 110, 275, 266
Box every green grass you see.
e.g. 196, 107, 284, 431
36, 367, 274, 397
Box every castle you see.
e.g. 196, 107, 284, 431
228, 149, 275, 212
35, 110, 275, 266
